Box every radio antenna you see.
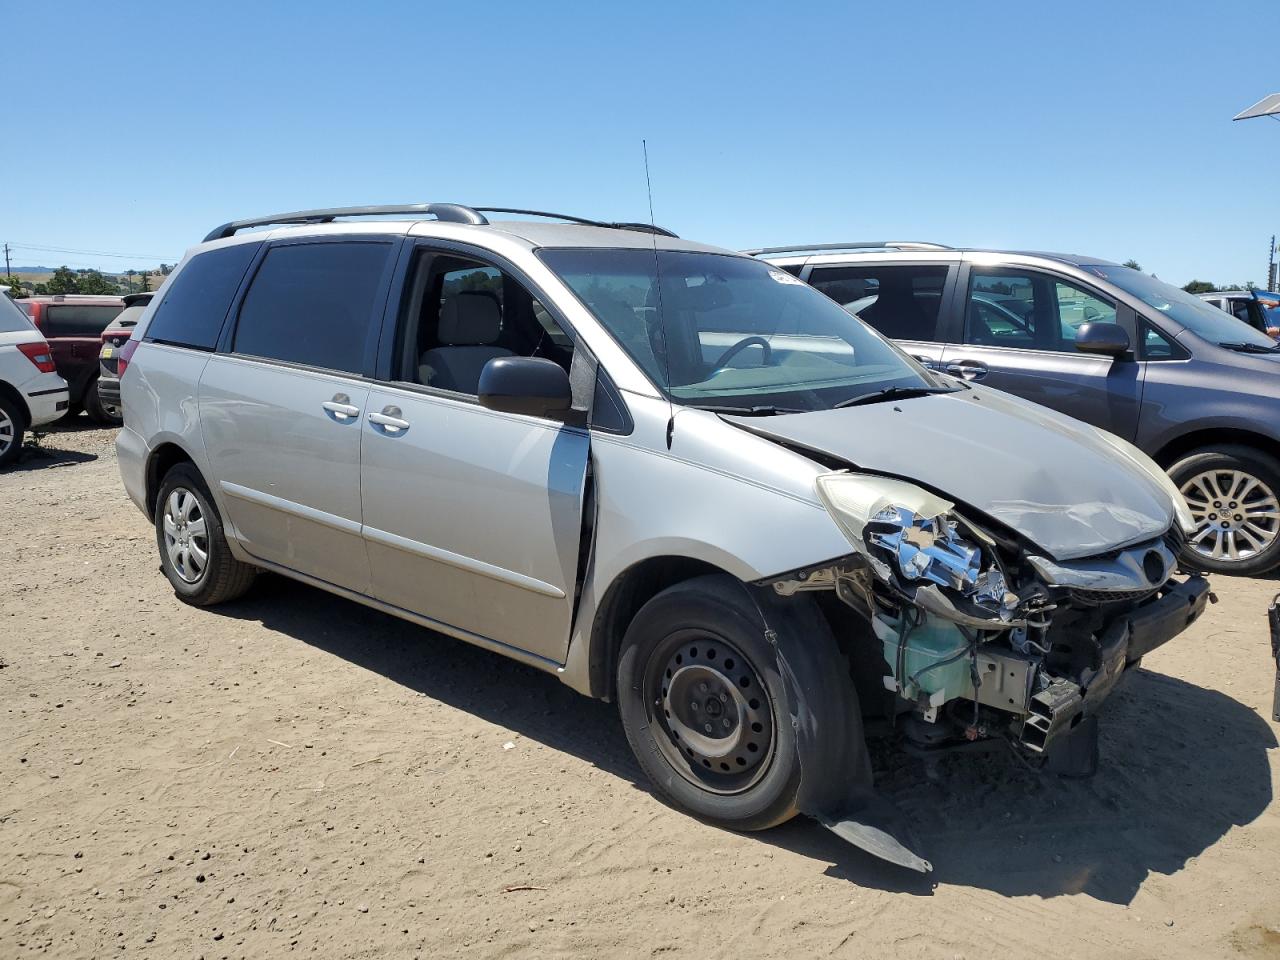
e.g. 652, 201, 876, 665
643, 139, 675, 449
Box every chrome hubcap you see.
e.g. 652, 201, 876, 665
162, 487, 209, 583
0, 408, 13, 455
646, 634, 774, 794
1180, 468, 1280, 562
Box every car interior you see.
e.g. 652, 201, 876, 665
396, 253, 574, 394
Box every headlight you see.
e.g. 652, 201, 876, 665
1091, 429, 1195, 535
815, 473, 1015, 615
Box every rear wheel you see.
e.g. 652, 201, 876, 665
84, 376, 122, 426
1170, 445, 1280, 576
616, 574, 848, 831
155, 463, 256, 605
0, 395, 25, 468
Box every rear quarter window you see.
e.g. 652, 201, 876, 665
0, 296, 36, 333
145, 243, 261, 350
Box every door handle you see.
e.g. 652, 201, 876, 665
322, 394, 361, 420
368, 406, 410, 434
944, 360, 989, 381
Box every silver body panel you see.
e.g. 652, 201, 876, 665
117, 217, 1186, 700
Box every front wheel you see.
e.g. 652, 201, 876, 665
1170, 445, 1280, 576
155, 463, 256, 605
616, 575, 850, 832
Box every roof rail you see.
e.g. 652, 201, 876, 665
202, 203, 490, 242
475, 207, 678, 238
741, 241, 953, 256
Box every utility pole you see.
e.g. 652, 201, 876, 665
1270, 235, 1277, 293
3, 243, 11, 276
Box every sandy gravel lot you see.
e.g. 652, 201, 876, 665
1, 420, 1278, 959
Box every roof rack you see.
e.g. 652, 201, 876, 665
474, 208, 678, 238
741, 241, 953, 256
203, 203, 679, 243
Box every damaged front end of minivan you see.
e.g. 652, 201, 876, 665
762, 471, 1211, 870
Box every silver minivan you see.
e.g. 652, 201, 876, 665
117, 205, 1209, 871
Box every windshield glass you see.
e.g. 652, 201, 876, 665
1086, 265, 1277, 348
540, 249, 948, 410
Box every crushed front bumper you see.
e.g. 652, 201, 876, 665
1023, 575, 1210, 756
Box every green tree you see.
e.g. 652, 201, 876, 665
46, 266, 80, 294
1182, 280, 1215, 294
77, 270, 118, 295
2, 275, 25, 297
1122, 259, 1142, 271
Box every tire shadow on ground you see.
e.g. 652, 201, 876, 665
208, 574, 1276, 905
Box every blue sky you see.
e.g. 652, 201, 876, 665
4, 0, 1279, 286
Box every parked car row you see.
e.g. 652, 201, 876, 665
16, 294, 127, 424
1198, 289, 1280, 338
112, 204, 1214, 872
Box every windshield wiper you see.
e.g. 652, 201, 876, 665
1218, 340, 1280, 354
687, 403, 808, 416
832, 385, 957, 409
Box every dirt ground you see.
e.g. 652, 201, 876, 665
1, 419, 1278, 960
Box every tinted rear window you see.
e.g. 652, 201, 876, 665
232, 241, 394, 375
44, 304, 123, 337
146, 243, 260, 350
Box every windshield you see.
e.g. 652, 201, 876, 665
1086, 265, 1277, 349
540, 249, 949, 411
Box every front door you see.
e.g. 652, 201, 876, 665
359, 244, 589, 664
198, 237, 397, 593
941, 265, 1143, 439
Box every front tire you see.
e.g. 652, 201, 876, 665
0, 395, 25, 468
155, 463, 256, 605
617, 574, 849, 832
1170, 445, 1280, 576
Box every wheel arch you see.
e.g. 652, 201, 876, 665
585, 555, 736, 701
0, 380, 32, 429
1152, 427, 1280, 469
144, 441, 199, 521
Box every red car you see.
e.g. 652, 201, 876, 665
18, 295, 125, 423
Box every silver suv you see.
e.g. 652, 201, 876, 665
753, 242, 1280, 576
118, 205, 1208, 872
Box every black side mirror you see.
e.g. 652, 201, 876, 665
1073, 322, 1130, 357
478, 356, 573, 419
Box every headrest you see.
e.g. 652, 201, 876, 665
439, 291, 501, 345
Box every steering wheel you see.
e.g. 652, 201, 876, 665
713, 336, 772, 369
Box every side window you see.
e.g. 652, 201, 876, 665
1142, 324, 1187, 360
807, 264, 949, 341
233, 241, 393, 375
43, 304, 123, 337
965, 269, 1114, 351
147, 243, 260, 350
398, 250, 574, 396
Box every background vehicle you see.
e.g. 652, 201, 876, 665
96, 292, 154, 424
18, 294, 124, 423
0, 294, 70, 466
115, 204, 1204, 872
1198, 290, 1280, 338
753, 241, 1280, 576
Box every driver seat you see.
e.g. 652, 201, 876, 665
419, 291, 513, 393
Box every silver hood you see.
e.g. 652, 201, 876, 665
727, 386, 1175, 561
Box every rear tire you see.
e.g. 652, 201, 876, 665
155, 463, 256, 605
616, 574, 850, 832
84, 376, 122, 426
1169, 445, 1280, 576
0, 395, 25, 468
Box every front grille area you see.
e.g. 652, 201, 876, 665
1070, 586, 1159, 606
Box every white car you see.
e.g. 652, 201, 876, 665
0, 295, 69, 466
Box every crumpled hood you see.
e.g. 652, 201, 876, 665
727, 386, 1175, 561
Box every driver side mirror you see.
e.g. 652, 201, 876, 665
478, 356, 574, 420
1073, 322, 1130, 358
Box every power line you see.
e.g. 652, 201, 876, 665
4, 241, 179, 261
